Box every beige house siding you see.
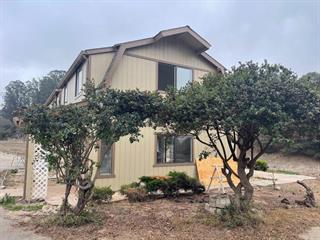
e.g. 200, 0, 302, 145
53, 60, 88, 106
126, 36, 215, 72
90, 52, 114, 86
112, 55, 157, 91
26, 31, 224, 194
95, 39, 219, 190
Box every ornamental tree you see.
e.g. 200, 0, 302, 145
155, 61, 320, 209
22, 81, 160, 215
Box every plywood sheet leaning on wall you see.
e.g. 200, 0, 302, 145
196, 157, 239, 190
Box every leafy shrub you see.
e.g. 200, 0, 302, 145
120, 182, 139, 195
139, 176, 168, 193
0, 194, 15, 205
0, 194, 43, 211
10, 169, 18, 174
126, 188, 147, 202
140, 171, 205, 197
0, 116, 14, 140
254, 160, 269, 171
121, 172, 204, 201
51, 210, 102, 227
216, 202, 262, 228
92, 186, 113, 203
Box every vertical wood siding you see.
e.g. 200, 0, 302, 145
127, 36, 215, 72
90, 53, 114, 86
95, 40, 220, 190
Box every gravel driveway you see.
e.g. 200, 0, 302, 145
0, 208, 51, 240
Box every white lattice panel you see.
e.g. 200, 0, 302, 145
31, 144, 48, 200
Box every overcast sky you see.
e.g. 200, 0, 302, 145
0, 0, 319, 99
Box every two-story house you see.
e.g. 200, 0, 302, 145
25, 26, 227, 195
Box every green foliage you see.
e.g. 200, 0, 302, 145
0, 70, 65, 139
0, 194, 43, 211
266, 72, 320, 159
217, 202, 262, 228
120, 182, 140, 195
10, 169, 18, 174
269, 169, 299, 175
22, 80, 160, 214
1, 80, 29, 120
139, 171, 205, 197
254, 160, 269, 171
153, 61, 320, 205
0, 194, 15, 205
1, 70, 66, 121
0, 116, 14, 140
50, 210, 102, 227
126, 188, 147, 202
121, 172, 204, 201
92, 186, 113, 202
3, 203, 43, 212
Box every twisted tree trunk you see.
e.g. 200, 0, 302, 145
296, 181, 316, 207
73, 179, 94, 215
61, 182, 72, 216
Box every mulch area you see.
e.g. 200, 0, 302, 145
17, 179, 320, 240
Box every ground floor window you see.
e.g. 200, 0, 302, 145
156, 135, 192, 163
100, 143, 113, 175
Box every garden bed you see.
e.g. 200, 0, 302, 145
16, 179, 320, 240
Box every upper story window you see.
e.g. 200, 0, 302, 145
63, 86, 68, 104
158, 63, 192, 91
156, 135, 193, 164
75, 65, 83, 97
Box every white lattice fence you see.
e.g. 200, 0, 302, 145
31, 144, 49, 200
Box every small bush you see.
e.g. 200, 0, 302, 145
216, 202, 262, 228
51, 210, 102, 227
0, 194, 43, 211
139, 176, 167, 193
92, 186, 113, 203
120, 182, 139, 195
10, 169, 18, 174
126, 188, 147, 202
254, 160, 269, 171
0, 194, 15, 205
140, 171, 205, 197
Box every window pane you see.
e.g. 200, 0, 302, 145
100, 144, 112, 175
75, 67, 82, 96
157, 136, 174, 163
165, 136, 174, 163
157, 135, 192, 163
176, 67, 192, 90
158, 63, 174, 91
157, 136, 165, 163
174, 136, 192, 163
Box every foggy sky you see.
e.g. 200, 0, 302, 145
0, 0, 319, 99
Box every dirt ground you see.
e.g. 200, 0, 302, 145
0, 138, 26, 156
19, 179, 320, 240
262, 152, 320, 177
1, 139, 319, 239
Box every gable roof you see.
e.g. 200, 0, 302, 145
45, 26, 226, 105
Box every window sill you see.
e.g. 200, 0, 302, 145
153, 162, 195, 167
97, 174, 116, 179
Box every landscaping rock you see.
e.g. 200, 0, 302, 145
205, 194, 230, 214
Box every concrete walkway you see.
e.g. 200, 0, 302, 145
251, 171, 315, 187
0, 208, 51, 240
300, 227, 320, 240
